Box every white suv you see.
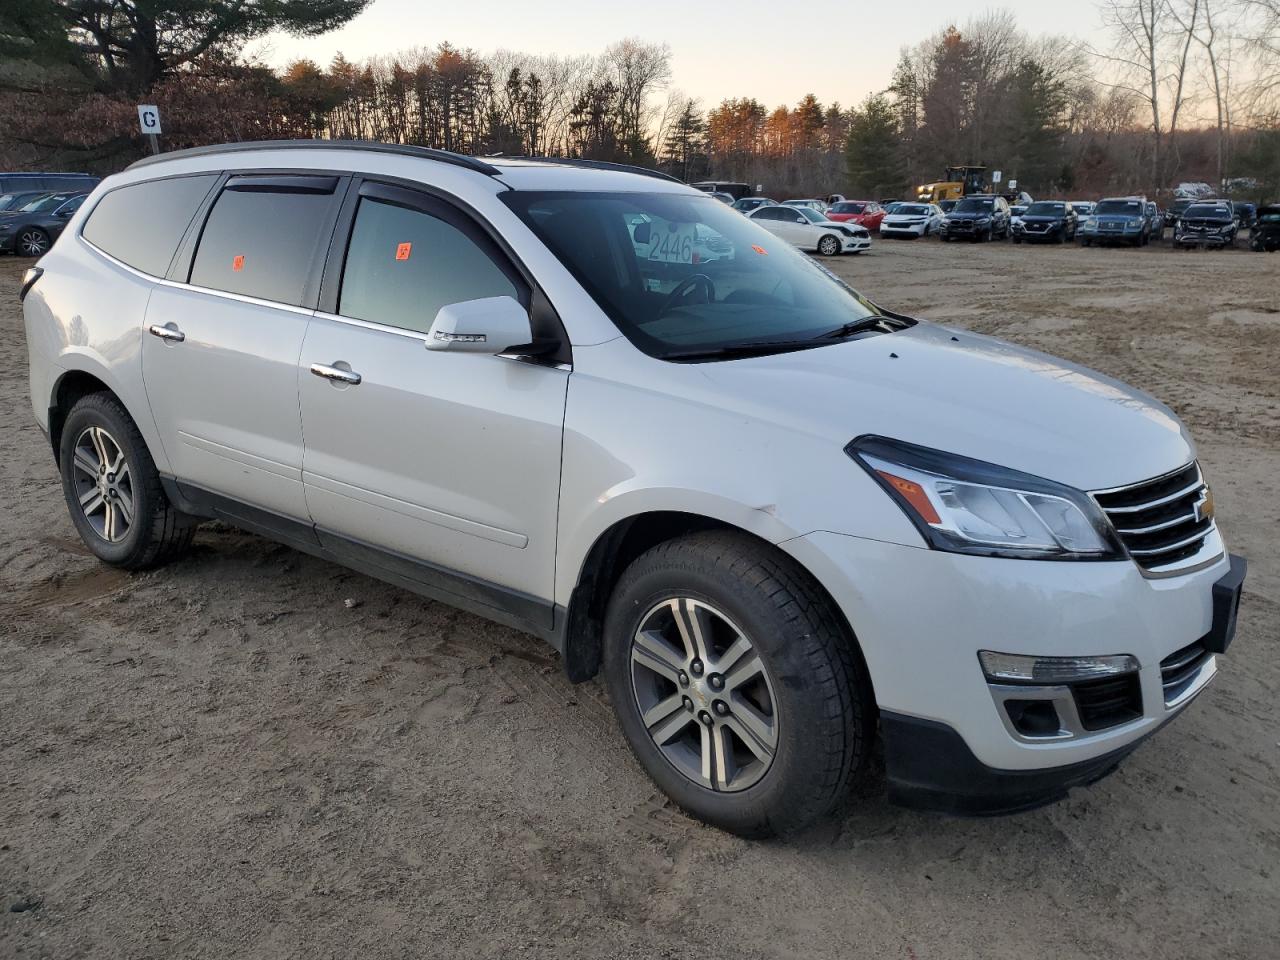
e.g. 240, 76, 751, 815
22, 142, 1245, 836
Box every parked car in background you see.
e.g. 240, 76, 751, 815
1011, 201, 1077, 244
1146, 202, 1162, 238
0, 189, 50, 212
826, 200, 887, 231
708, 192, 735, 205
1070, 201, 1095, 217
732, 197, 776, 215
1249, 204, 1280, 251
0, 191, 88, 256
825, 194, 847, 205
689, 180, 751, 200
1164, 197, 1196, 229
1079, 197, 1154, 247
1173, 201, 1238, 249
1009, 204, 1029, 232
748, 204, 871, 255
1232, 202, 1257, 230
0, 172, 99, 195
878, 202, 944, 239
781, 198, 829, 214
937, 199, 958, 215
24, 140, 1244, 836
939, 194, 1011, 242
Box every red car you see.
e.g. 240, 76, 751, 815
826, 200, 887, 231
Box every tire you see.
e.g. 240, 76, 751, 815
17, 227, 51, 258
817, 234, 840, 257
58, 392, 197, 570
602, 531, 873, 837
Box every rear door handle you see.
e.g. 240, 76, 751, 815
148, 323, 185, 342
310, 362, 361, 386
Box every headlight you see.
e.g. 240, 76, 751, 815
847, 436, 1125, 560
1124, 221, 1139, 230
1084, 218, 1097, 229
977, 217, 991, 224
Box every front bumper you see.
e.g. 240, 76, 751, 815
1081, 225, 1143, 243
1014, 224, 1065, 242
941, 221, 992, 239
783, 532, 1240, 798
0, 234, 14, 252
881, 222, 928, 237
841, 235, 872, 252
1175, 232, 1233, 247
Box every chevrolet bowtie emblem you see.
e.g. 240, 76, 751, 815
1194, 488, 1215, 523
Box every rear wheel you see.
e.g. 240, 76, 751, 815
17, 227, 51, 257
603, 531, 872, 837
59, 393, 197, 570
817, 234, 840, 257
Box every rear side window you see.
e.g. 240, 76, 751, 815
338, 197, 519, 334
83, 175, 217, 277
190, 177, 337, 305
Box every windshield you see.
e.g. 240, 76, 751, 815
830, 202, 865, 214
1027, 202, 1066, 216
18, 193, 72, 213
1095, 199, 1143, 215
502, 191, 893, 359
795, 207, 827, 223
1184, 205, 1230, 218
894, 205, 930, 216
953, 197, 995, 213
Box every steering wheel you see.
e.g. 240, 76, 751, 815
658, 273, 716, 317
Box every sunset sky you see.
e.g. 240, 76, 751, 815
260, 0, 1109, 108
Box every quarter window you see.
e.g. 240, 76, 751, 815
190, 178, 337, 305
338, 197, 520, 334
82, 175, 217, 277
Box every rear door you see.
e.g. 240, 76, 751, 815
297, 181, 568, 625
142, 173, 345, 522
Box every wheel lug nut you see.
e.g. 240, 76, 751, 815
698, 711, 713, 726
708, 674, 723, 690
677, 671, 689, 686
691, 660, 704, 677
682, 695, 694, 712
713, 700, 728, 716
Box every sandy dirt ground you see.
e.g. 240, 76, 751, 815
1, 238, 1277, 960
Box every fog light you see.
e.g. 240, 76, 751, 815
979, 651, 1139, 684
1004, 699, 1062, 737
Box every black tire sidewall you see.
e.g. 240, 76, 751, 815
603, 543, 861, 836
59, 395, 162, 566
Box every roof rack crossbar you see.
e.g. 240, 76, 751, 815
126, 139, 502, 176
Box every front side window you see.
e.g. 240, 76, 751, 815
83, 175, 217, 277
502, 190, 895, 359
190, 179, 336, 304
339, 197, 520, 334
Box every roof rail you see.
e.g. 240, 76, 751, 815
126, 139, 502, 176
507, 156, 683, 184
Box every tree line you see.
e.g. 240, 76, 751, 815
1, 1, 1278, 200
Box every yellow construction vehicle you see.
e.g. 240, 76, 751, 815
916, 165, 990, 203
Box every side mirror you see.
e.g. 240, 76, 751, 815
425, 295, 533, 354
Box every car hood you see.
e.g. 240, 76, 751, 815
1021, 215, 1066, 223
698, 322, 1193, 491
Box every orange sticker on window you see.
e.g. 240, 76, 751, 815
232, 255, 245, 272
751, 244, 768, 255
395, 242, 412, 261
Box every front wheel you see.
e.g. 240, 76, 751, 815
817, 234, 840, 257
59, 393, 198, 570
603, 531, 872, 837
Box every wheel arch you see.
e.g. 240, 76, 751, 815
47, 366, 162, 470
559, 510, 869, 692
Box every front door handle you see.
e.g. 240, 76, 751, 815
148, 323, 185, 343
310, 362, 362, 386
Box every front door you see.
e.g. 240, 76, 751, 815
297, 183, 568, 627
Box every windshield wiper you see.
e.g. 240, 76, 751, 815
662, 339, 828, 362
821, 315, 900, 339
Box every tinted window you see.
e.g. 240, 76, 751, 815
339, 197, 519, 334
953, 197, 995, 213
753, 207, 786, 221
1027, 202, 1066, 216
83, 175, 217, 277
190, 181, 336, 304
1184, 205, 1231, 219
1095, 200, 1143, 215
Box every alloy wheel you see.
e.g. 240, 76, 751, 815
630, 598, 779, 792
18, 229, 49, 257
70, 425, 135, 542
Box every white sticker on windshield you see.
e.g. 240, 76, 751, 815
648, 223, 696, 264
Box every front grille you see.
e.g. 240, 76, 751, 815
1072, 673, 1143, 731
1161, 640, 1211, 703
1093, 463, 1214, 572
